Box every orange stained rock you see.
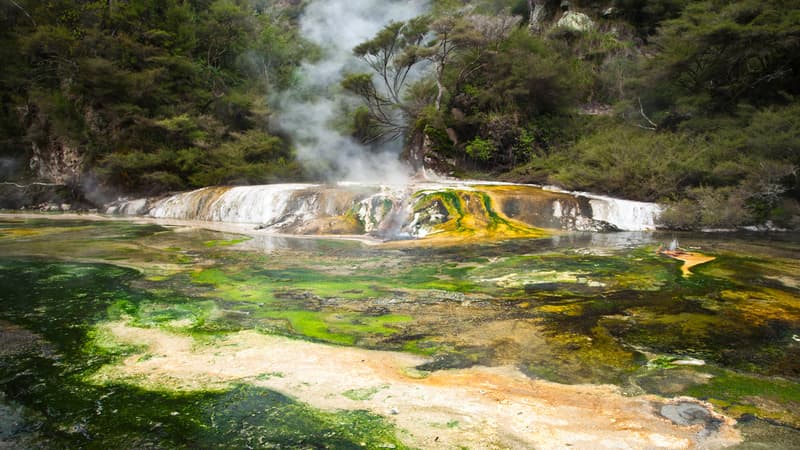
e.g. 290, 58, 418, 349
660, 250, 716, 277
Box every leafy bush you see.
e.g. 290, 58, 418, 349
548, 122, 710, 201
639, 0, 800, 117
465, 137, 495, 161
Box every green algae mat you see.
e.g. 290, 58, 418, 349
1, 217, 799, 447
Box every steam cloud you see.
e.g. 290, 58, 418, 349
276, 0, 428, 184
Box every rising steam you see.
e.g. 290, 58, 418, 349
276, 0, 428, 184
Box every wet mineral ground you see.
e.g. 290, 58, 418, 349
0, 216, 798, 448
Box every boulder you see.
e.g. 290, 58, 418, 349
556, 11, 595, 32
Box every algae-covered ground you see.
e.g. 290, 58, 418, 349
0, 216, 799, 447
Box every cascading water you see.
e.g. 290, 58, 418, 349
586, 196, 661, 231
109, 182, 662, 238
149, 185, 313, 225
541, 185, 662, 231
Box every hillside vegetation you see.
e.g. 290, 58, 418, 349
1, 0, 798, 228
0, 0, 309, 200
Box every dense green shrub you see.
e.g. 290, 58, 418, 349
0, 0, 310, 196
546, 123, 710, 200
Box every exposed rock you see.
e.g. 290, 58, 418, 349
672, 358, 706, 366
105, 197, 153, 216
29, 139, 83, 185
557, 11, 595, 32
41, 202, 63, 212
289, 216, 363, 235
493, 189, 619, 232
404, 199, 449, 238
358, 192, 399, 233
445, 128, 459, 145
579, 103, 614, 116
106, 183, 662, 236
0, 182, 73, 210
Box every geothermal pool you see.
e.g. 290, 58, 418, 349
1, 216, 799, 448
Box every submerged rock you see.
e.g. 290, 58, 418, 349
0, 396, 37, 447
659, 400, 723, 438
0, 320, 56, 359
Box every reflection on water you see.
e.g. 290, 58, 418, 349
0, 217, 799, 447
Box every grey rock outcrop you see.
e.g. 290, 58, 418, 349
557, 11, 595, 32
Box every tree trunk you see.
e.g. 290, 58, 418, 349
528, 0, 548, 34
404, 128, 427, 172
434, 62, 445, 111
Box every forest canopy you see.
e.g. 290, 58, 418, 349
344, 0, 799, 228
0, 0, 309, 196
1, 0, 798, 228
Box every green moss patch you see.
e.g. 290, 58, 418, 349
342, 384, 389, 401
684, 368, 800, 427
256, 310, 412, 345
203, 237, 250, 247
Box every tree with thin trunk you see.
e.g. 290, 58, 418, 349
343, 17, 429, 143
344, 10, 519, 144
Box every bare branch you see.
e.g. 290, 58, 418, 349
1, 181, 65, 188
637, 97, 658, 131
6, 0, 36, 27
